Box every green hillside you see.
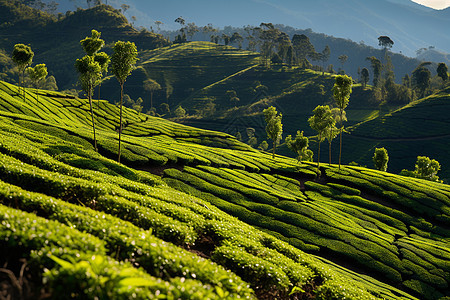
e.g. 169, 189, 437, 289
0, 81, 449, 299
345, 87, 450, 181
0, 1, 169, 89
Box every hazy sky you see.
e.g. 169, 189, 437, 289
412, 0, 450, 9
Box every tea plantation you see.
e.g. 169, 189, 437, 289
0, 80, 448, 299
345, 86, 450, 181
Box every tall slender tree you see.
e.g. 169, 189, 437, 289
93, 51, 110, 108
366, 56, 382, 86
27, 63, 47, 103
338, 54, 348, 73
111, 41, 138, 163
76, 29, 108, 152
143, 78, 161, 110
75, 56, 102, 151
12, 44, 34, 99
437, 63, 448, 83
308, 105, 334, 169
332, 75, 353, 170
361, 67, 370, 88
263, 106, 283, 159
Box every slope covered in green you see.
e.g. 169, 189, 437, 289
345, 87, 450, 181
0, 81, 448, 299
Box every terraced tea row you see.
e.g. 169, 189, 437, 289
163, 164, 450, 299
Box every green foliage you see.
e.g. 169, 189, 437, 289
258, 140, 268, 151
400, 156, 441, 182
174, 105, 186, 118
111, 41, 138, 85
412, 64, 431, 97
332, 74, 352, 168
309, 105, 334, 167
11, 43, 34, 98
263, 106, 283, 159
437, 63, 448, 82
75, 55, 102, 92
366, 56, 382, 86
111, 40, 138, 162
285, 130, 312, 162
361, 67, 369, 88
11, 43, 34, 72
373, 147, 389, 171
80, 29, 104, 56
27, 63, 47, 103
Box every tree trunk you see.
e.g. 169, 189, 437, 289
317, 138, 321, 169
338, 109, 344, 170
22, 69, 26, 100
88, 85, 98, 152
272, 141, 276, 159
150, 91, 153, 110
118, 82, 124, 163
97, 82, 101, 109
329, 140, 332, 166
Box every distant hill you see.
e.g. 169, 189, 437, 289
417, 48, 450, 64
0, 0, 169, 89
57, 0, 450, 58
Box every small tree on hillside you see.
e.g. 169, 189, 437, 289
437, 62, 448, 83
414, 156, 441, 182
361, 67, 369, 88
373, 147, 389, 171
309, 105, 334, 169
12, 44, 34, 99
111, 41, 138, 163
143, 78, 161, 110
400, 156, 441, 182
412, 63, 431, 98
378, 36, 394, 53
263, 106, 283, 159
258, 141, 268, 151
338, 54, 348, 73
285, 131, 313, 162
366, 56, 382, 86
332, 75, 353, 170
27, 63, 47, 103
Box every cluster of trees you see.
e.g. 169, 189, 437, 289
308, 75, 352, 169
360, 36, 449, 105
372, 147, 441, 182
260, 75, 352, 170
73, 29, 138, 162
11, 43, 48, 102
172, 20, 332, 70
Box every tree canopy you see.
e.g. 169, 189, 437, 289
111, 40, 138, 163
27, 63, 47, 103
309, 105, 334, 169
437, 63, 448, 82
285, 131, 312, 162
378, 36, 394, 50
332, 75, 353, 169
373, 147, 389, 171
263, 106, 283, 159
